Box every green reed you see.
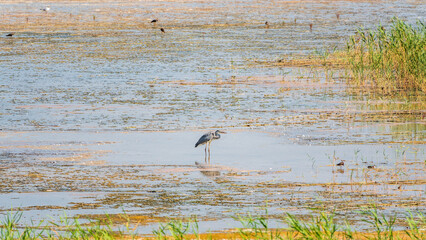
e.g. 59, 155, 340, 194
286, 212, 338, 240
153, 218, 199, 240
345, 18, 425, 95
0, 211, 136, 240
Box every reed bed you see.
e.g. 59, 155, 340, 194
345, 18, 425, 95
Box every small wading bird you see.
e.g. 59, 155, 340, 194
160, 28, 165, 33
6, 33, 14, 37
40, 7, 50, 12
195, 130, 226, 164
151, 19, 158, 23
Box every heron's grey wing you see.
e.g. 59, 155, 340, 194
195, 133, 212, 147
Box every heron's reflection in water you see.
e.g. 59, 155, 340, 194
195, 161, 221, 178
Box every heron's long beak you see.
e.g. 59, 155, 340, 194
218, 130, 227, 134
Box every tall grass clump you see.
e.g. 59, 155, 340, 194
286, 212, 338, 240
153, 218, 199, 240
346, 18, 425, 95
404, 211, 425, 240
0, 211, 138, 240
0, 211, 45, 240
359, 206, 397, 240
49, 213, 117, 239
235, 212, 283, 240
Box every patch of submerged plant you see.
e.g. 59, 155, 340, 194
77, 212, 166, 226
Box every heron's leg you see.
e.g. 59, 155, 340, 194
208, 141, 211, 164
204, 144, 207, 163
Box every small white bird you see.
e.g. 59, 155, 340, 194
40, 7, 50, 12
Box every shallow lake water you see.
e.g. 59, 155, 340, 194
0, 0, 425, 234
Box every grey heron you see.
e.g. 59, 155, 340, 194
195, 130, 226, 163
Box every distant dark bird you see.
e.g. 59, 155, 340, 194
367, 165, 375, 169
309, 23, 313, 31
265, 21, 269, 28
160, 28, 165, 33
6, 33, 14, 37
195, 130, 226, 163
150, 19, 158, 23
336, 13, 340, 20
336, 160, 345, 166
40, 7, 50, 12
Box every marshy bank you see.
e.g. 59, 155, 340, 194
1, 207, 425, 239
1, 0, 425, 238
